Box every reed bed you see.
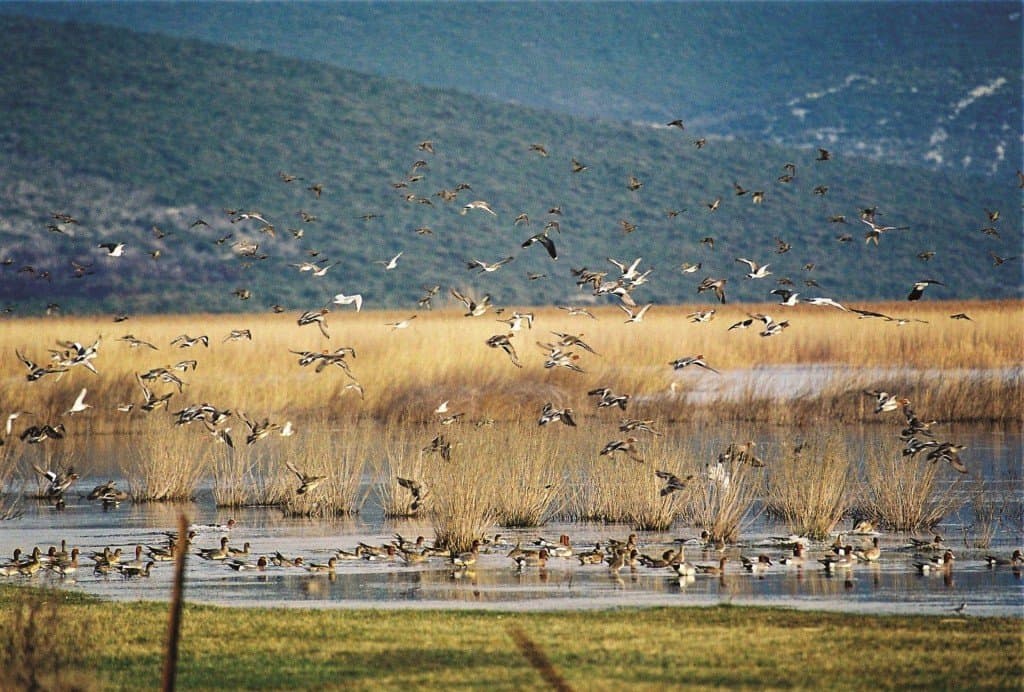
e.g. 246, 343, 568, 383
428, 451, 500, 553
276, 423, 373, 517
856, 438, 966, 532
685, 455, 766, 544
210, 444, 256, 508
120, 423, 208, 502
765, 433, 853, 540
0, 440, 21, 519
0, 301, 1018, 435
375, 425, 431, 518
485, 428, 569, 528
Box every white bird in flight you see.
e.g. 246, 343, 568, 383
331, 293, 363, 312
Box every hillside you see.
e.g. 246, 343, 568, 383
0, 16, 1019, 316
1, 1, 1019, 179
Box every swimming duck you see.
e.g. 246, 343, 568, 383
694, 556, 728, 576
451, 540, 481, 569
854, 537, 881, 563
197, 537, 231, 561
305, 557, 338, 575
741, 554, 773, 574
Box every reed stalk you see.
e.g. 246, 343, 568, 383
429, 452, 499, 553
765, 433, 852, 540
857, 438, 965, 532
685, 455, 765, 544
121, 424, 208, 502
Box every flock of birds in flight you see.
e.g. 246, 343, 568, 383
2, 114, 1019, 593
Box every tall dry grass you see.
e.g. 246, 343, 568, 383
0, 301, 1018, 435
765, 433, 853, 540
485, 428, 569, 528
427, 451, 500, 553
0, 439, 21, 519
274, 422, 374, 517
685, 455, 766, 544
375, 426, 430, 518
856, 438, 966, 532
120, 423, 208, 501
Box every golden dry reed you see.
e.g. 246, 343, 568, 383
685, 455, 766, 544
0, 300, 1018, 433
856, 438, 965, 532
121, 421, 209, 502
765, 433, 853, 540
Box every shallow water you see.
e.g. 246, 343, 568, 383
1, 425, 1021, 616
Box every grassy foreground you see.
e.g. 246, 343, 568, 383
1, 586, 1020, 690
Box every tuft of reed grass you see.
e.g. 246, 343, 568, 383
685, 455, 765, 544
210, 445, 255, 508
964, 480, 1014, 549
428, 451, 499, 553
0, 441, 21, 519
121, 424, 208, 502
375, 427, 429, 518
765, 433, 852, 540
487, 428, 568, 528
276, 423, 372, 518
856, 438, 965, 532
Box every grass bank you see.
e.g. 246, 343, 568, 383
0, 586, 1019, 690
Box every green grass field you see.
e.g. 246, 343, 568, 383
1, 585, 1019, 690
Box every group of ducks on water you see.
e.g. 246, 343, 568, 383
6, 520, 1021, 591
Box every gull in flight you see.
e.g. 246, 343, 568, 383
461, 200, 497, 215
467, 256, 514, 273
63, 388, 91, 416
387, 315, 417, 330
736, 258, 772, 279
331, 293, 363, 312
97, 242, 125, 257
619, 303, 653, 324
376, 252, 403, 270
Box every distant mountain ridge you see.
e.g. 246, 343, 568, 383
0, 15, 1019, 316
1, 1, 1019, 179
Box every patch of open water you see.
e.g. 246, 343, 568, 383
1, 425, 1020, 616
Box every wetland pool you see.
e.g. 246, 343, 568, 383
1, 424, 1021, 616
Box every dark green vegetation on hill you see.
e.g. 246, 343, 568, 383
0, 15, 1019, 315
3, 1, 1020, 178
1, 586, 1020, 690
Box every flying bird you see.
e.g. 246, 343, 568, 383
907, 280, 944, 301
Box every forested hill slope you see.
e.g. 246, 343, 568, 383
2, 1, 1019, 179
0, 16, 1019, 316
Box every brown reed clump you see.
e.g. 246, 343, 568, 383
375, 427, 430, 518
121, 424, 209, 502
0, 589, 97, 691
857, 438, 965, 532
765, 433, 853, 540
428, 451, 499, 553
0, 440, 22, 519
964, 480, 1015, 549
685, 453, 765, 544
277, 423, 372, 518
210, 444, 255, 508
486, 426, 569, 528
